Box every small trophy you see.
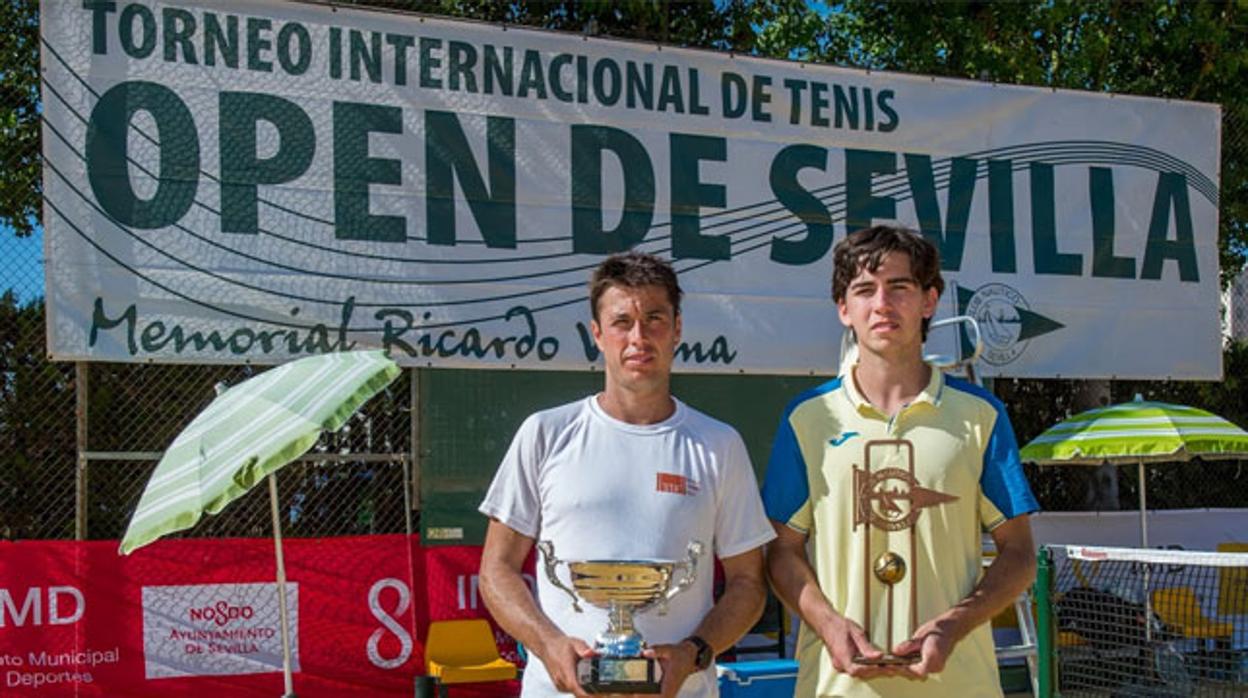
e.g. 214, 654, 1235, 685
852, 440, 957, 665
537, 540, 703, 694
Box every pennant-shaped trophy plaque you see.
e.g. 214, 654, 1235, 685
852, 439, 958, 665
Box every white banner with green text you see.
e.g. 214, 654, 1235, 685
41, 0, 1222, 377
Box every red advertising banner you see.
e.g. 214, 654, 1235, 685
0, 535, 452, 697
422, 545, 535, 667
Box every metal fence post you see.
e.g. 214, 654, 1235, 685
1034, 545, 1055, 698
75, 362, 89, 540
408, 368, 421, 537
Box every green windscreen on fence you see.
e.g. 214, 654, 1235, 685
418, 368, 827, 546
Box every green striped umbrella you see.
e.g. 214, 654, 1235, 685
120, 350, 400, 697
1020, 398, 1248, 465
1021, 396, 1248, 547
121, 350, 400, 553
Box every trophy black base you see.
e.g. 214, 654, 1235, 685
576, 656, 663, 694
853, 652, 921, 666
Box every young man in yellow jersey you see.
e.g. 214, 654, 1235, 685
763, 225, 1038, 697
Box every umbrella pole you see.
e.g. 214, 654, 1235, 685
268, 473, 296, 698
1138, 461, 1153, 643
1137, 461, 1148, 549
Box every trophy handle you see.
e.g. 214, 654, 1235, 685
537, 540, 582, 613
924, 314, 984, 385
652, 540, 704, 616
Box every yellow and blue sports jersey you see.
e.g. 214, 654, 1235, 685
762, 366, 1038, 698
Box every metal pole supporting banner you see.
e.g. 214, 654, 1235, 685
409, 368, 422, 523
401, 372, 414, 537
1034, 545, 1055, 698
75, 362, 89, 540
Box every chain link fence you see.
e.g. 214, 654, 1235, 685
0, 354, 416, 542
1226, 267, 1248, 343
80, 364, 414, 541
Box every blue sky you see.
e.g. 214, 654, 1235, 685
1, 225, 44, 304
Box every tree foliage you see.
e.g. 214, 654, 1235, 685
357, 0, 772, 50
0, 0, 40, 237
0, 291, 75, 538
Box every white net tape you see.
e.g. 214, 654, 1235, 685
1065, 545, 1248, 568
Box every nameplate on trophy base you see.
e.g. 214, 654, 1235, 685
577, 656, 663, 694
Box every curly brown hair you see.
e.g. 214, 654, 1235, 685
832, 225, 944, 337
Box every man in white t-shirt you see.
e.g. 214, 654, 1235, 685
479, 252, 776, 698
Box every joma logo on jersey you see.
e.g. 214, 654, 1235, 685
830, 431, 861, 446
656, 473, 699, 496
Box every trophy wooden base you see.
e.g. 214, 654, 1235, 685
577, 655, 663, 694
853, 652, 921, 666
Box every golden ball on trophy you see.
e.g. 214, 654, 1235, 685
873, 551, 907, 585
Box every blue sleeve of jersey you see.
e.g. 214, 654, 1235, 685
981, 401, 1040, 519
761, 408, 809, 524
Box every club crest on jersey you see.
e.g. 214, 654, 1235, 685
656, 472, 700, 496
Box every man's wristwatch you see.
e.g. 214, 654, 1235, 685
683, 635, 714, 670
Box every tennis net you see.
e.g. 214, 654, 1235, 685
1049, 544, 1248, 696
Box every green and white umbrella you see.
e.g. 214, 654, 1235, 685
120, 350, 400, 697
1020, 395, 1248, 547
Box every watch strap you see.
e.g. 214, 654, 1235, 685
683, 634, 714, 670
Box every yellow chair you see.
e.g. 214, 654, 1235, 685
1150, 587, 1233, 640
1215, 542, 1248, 617
425, 619, 518, 698
1057, 630, 1088, 648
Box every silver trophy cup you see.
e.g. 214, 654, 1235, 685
537, 540, 704, 694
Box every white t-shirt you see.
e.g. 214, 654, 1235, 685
479, 395, 776, 698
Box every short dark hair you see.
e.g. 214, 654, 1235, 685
832, 225, 945, 337
589, 252, 682, 321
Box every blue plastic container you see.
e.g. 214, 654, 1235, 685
716, 659, 798, 698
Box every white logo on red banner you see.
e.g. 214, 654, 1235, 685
0, 586, 84, 628
366, 578, 412, 670
140, 583, 299, 679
